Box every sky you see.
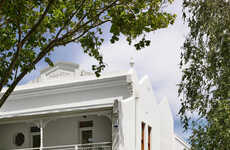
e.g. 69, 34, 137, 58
20, 0, 191, 142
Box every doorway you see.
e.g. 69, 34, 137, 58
30, 126, 40, 148
80, 129, 93, 144
79, 120, 93, 144
32, 134, 40, 148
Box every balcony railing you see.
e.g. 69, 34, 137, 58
14, 142, 112, 150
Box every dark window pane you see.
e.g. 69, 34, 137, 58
15, 133, 25, 146
33, 135, 41, 148
82, 130, 93, 144
79, 121, 93, 128
148, 126, 152, 150
141, 122, 145, 150
30, 127, 40, 133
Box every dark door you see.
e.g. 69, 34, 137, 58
32, 135, 41, 148
81, 130, 93, 144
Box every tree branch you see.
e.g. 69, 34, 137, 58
55, 0, 86, 39
0, 38, 57, 108
60, 0, 118, 41
58, 20, 111, 45
0, 0, 119, 107
21, 0, 55, 45
0, 0, 55, 92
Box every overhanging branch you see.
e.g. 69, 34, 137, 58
0, 0, 55, 92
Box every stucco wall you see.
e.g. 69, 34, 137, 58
0, 123, 30, 150
159, 98, 174, 150
122, 73, 182, 150
0, 115, 111, 150
134, 76, 161, 150
118, 97, 136, 150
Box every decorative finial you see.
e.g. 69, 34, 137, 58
130, 57, 135, 68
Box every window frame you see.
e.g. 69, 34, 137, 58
30, 126, 41, 148
79, 120, 94, 144
141, 122, 146, 150
14, 132, 25, 147
148, 126, 152, 150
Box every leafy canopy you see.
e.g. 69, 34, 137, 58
179, 0, 230, 149
0, 0, 175, 107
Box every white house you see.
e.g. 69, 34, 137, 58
0, 62, 190, 150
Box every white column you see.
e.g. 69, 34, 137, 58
31, 119, 52, 150
39, 120, 44, 150
40, 121, 44, 150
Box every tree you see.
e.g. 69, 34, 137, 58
0, 0, 176, 107
179, 0, 230, 149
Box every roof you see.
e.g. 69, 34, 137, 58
1, 69, 131, 94
0, 97, 121, 124
0, 63, 133, 116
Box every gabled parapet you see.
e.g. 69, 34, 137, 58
158, 97, 174, 150
30, 62, 93, 84
127, 72, 161, 150
139, 75, 158, 108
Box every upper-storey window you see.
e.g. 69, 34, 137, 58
148, 126, 152, 150
141, 122, 145, 150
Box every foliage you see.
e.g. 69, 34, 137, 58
190, 100, 230, 150
179, 0, 230, 149
0, 0, 175, 107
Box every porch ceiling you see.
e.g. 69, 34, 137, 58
0, 97, 120, 124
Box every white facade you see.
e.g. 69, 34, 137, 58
0, 62, 190, 150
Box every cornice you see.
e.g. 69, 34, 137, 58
8, 75, 128, 100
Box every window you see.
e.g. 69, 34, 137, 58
148, 126, 152, 150
79, 121, 93, 144
81, 130, 93, 144
30, 126, 40, 148
14, 133, 25, 146
79, 121, 93, 128
30, 127, 40, 132
141, 122, 145, 150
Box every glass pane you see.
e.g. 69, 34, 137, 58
79, 121, 93, 128
30, 127, 40, 133
15, 133, 25, 146
33, 135, 41, 148
82, 130, 92, 144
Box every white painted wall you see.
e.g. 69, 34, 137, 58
135, 76, 161, 150
0, 123, 30, 150
0, 115, 111, 150
158, 98, 175, 150
119, 71, 187, 150
118, 97, 136, 150
1, 85, 130, 112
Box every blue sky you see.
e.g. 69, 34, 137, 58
20, 0, 191, 142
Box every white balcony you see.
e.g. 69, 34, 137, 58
0, 112, 113, 150
13, 142, 112, 150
